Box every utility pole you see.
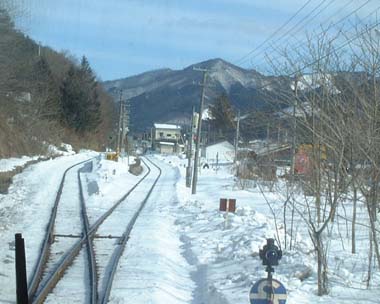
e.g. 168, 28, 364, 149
234, 110, 240, 164
150, 127, 154, 150
186, 106, 195, 188
121, 99, 130, 160
234, 110, 241, 177
121, 101, 125, 155
116, 89, 123, 155
192, 68, 208, 194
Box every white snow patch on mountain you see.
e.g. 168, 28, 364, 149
291, 73, 341, 94
208, 60, 257, 92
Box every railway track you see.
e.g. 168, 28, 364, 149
28, 155, 161, 303
27, 158, 96, 302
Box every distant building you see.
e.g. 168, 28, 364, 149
153, 123, 183, 154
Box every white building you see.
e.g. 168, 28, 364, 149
153, 123, 182, 154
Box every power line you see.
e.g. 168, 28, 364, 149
236, 0, 335, 66
239, 18, 380, 119
256, 22, 380, 90
256, 4, 379, 78
252, 0, 375, 69
259, 0, 336, 56
233, 0, 315, 65
242, 0, 339, 68
237, 0, 375, 72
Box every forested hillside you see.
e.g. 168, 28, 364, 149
0, 9, 116, 157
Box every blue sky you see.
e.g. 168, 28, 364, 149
14, 0, 380, 80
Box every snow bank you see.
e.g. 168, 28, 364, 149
47, 143, 75, 156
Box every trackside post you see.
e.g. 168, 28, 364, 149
219, 198, 236, 229
15, 233, 28, 304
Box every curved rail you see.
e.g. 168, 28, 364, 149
100, 156, 162, 303
32, 157, 154, 304
28, 157, 95, 302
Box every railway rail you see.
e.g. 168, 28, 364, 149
27, 157, 95, 302
28, 155, 161, 304
100, 156, 161, 304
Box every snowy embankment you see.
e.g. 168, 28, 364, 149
0, 156, 40, 172
0, 143, 75, 173
156, 155, 380, 304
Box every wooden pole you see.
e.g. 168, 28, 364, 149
192, 68, 208, 194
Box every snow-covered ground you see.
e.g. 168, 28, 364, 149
157, 154, 380, 304
0, 152, 379, 303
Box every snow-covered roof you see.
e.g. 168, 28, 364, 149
206, 140, 234, 150
159, 141, 175, 146
254, 143, 291, 156
205, 140, 234, 163
202, 108, 213, 120
154, 123, 181, 130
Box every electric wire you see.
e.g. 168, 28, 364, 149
251, 0, 337, 64
234, 0, 315, 65
236, 0, 336, 67
232, 15, 380, 122
253, 0, 375, 70
244, 14, 380, 94
236, 0, 374, 73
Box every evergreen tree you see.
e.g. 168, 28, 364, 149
79, 56, 101, 129
33, 57, 60, 120
60, 56, 101, 132
209, 94, 236, 139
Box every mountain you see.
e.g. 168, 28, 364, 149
103, 58, 290, 132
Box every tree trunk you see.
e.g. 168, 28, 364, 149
351, 186, 357, 254
316, 233, 328, 296
366, 230, 373, 288
367, 200, 380, 270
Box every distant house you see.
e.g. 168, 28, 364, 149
205, 141, 234, 164
153, 123, 182, 154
